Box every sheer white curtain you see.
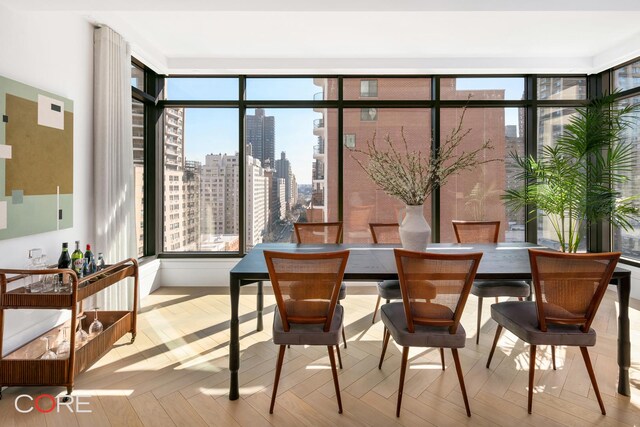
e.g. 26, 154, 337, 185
93, 26, 135, 310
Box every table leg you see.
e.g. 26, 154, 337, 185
616, 275, 631, 396
229, 276, 240, 400
257, 281, 264, 332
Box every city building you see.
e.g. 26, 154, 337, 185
183, 160, 201, 250
246, 108, 275, 167
160, 107, 203, 252
246, 155, 269, 249
313, 78, 516, 242
274, 151, 294, 211
163, 107, 186, 251
199, 152, 268, 250
200, 153, 239, 237
263, 162, 286, 226
132, 100, 145, 257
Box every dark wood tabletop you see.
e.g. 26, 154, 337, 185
231, 242, 630, 282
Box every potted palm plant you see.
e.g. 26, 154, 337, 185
502, 91, 640, 252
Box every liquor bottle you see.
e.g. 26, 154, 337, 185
71, 241, 84, 277
57, 242, 71, 284
83, 244, 96, 276
57, 243, 71, 270
96, 252, 106, 271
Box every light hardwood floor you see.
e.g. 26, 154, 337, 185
1, 285, 639, 426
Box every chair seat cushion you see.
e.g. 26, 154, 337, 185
380, 302, 466, 348
339, 282, 346, 300
471, 280, 530, 298
377, 280, 401, 300
490, 301, 596, 346
273, 304, 344, 346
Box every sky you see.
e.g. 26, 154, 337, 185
166, 77, 522, 185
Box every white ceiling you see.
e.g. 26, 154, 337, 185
4, 0, 640, 75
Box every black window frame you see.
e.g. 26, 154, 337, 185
604, 57, 640, 267
131, 57, 163, 260
132, 70, 640, 265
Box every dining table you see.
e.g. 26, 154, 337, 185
228, 242, 633, 400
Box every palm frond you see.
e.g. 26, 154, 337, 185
502, 90, 640, 251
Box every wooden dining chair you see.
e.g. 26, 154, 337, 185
379, 248, 483, 417
486, 249, 620, 415
294, 221, 343, 244
264, 250, 350, 414
452, 220, 530, 344
293, 221, 347, 348
369, 223, 402, 324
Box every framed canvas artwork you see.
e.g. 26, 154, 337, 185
0, 75, 73, 239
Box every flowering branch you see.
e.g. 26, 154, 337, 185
349, 106, 500, 206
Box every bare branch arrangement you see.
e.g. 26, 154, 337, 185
349, 107, 499, 206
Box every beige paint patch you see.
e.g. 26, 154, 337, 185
37, 94, 65, 130
5, 94, 73, 195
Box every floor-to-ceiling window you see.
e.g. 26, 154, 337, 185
534, 76, 588, 251
439, 77, 527, 243
612, 60, 640, 260
129, 68, 640, 260
131, 60, 152, 257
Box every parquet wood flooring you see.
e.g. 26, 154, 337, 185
1, 285, 638, 426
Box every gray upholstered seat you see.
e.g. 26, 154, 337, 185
339, 282, 346, 300
264, 249, 349, 415
471, 279, 530, 345
377, 280, 401, 300
381, 303, 466, 348
490, 301, 596, 347
368, 223, 402, 323
273, 304, 344, 346
379, 249, 482, 418
450, 220, 531, 344
486, 249, 620, 416
471, 280, 530, 298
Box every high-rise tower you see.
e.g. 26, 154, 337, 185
246, 108, 275, 167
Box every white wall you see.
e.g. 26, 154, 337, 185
160, 259, 241, 287
159, 258, 377, 288
0, 5, 95, 354
139, 259, 161, 296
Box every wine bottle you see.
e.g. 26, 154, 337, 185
57, 243, 71, 269
83, 244, 96, 276
71, 241, 84, 277
57, 242, 71, 284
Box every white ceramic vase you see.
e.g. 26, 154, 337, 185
399, 205, 431, 252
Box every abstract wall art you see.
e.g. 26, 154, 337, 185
0, 75, 73, 239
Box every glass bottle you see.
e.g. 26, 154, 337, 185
57, 242, 71, 292
83, 244, 96, 277
71, 241, 84, 278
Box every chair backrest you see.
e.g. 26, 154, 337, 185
452, 220, 500, 243
264, 250, 350, 332
528, 249, 620, 332
394, 248, 483, 334
369, 223, 401, 244
294, 222, 343, 244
